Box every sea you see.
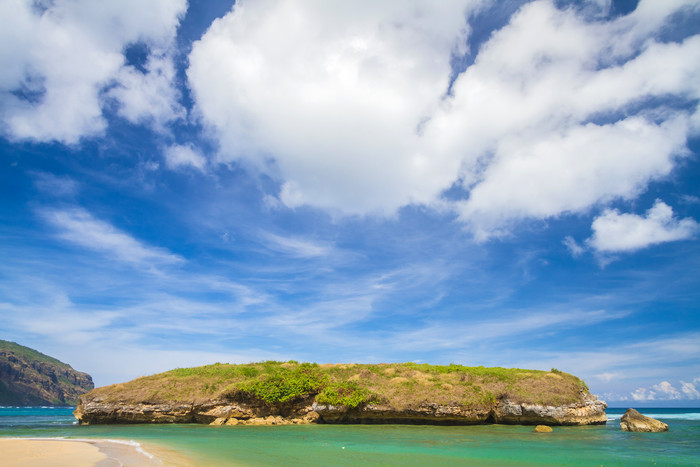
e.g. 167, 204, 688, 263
1, 407, 699, 466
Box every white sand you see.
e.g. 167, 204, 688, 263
0, 438, 192, 467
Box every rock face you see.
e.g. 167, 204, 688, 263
75, 394, 607, 427
492, 395, 607, 425
620, 408, 669, 432
311, 393, 606, 426
0, 340, 94, 406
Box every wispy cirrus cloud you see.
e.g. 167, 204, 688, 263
31, 172, 79, 198
392, 307, 630, 352
40, 207, 183, 267
494, 331, 700, 401
261, 232, 334, 258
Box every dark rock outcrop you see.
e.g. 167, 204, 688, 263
620, 408, 669, 432
0, 340, 94, 406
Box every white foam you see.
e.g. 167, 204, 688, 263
607, 412, 700, 421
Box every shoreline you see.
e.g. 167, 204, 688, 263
0, 437, 195, 466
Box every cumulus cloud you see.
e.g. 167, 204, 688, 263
631, 387, 656, 401
164, 143, 207, 171
188, 0, 700, 238
108, 52, 185, 129
189, 0, 482, 215
680, 380, 700, 399
40, 207, 183, 266
0, 0, 186, 143
631, 379, 700, 401
588, 200, 700, 253
651, 381, 682, 400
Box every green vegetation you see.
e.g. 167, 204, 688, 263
0, 340, 67, 367
87, 361, 591, 410
235, 363, 327, 404
317, 381, 377, 408
1, 340, 93, 406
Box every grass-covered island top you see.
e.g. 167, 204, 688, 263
91, 361, 588, 407
76, 362, 607, 426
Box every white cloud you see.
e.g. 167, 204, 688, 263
563, 236, 585, 257
40, 207, 183, 266
108, 52, 185, 130
680, 380, 700, 399
631, 387, 656, 401
588, 200, 700, 253
0, 0, 186, 143
32, 172, 78, 197
457, 118, 689, 240
188, 0, 486, 215
163, 143, 207, 171
595, 372, 618, 383
628, 378, 700, 402
187, 0, 700, 238
651, 381, 682, 400
602, 392, 628, 402
262, 233, 333, 258
394, 308, 628, 351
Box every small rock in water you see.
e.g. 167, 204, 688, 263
620, 408, 668, 432
534, 425, 552, 433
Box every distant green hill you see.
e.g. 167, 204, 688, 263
0, 340, 94, 406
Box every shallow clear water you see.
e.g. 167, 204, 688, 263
2, 407, 699, 466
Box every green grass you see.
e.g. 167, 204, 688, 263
86, 361, 592, 410
317, 381, 378, 408
0, 340, 68, 368
235, 363, 327, 404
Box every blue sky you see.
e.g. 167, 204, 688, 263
1, 0, 700, 406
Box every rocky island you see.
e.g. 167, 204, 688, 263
75, 362, 606, 426
0, 340, 94, 406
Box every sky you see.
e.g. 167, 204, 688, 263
1, 0, 699, 406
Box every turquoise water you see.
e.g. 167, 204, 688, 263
2, 407, 699, 466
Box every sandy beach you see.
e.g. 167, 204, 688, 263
0, 438, 192, 467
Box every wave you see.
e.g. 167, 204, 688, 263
607, 412, 700, 421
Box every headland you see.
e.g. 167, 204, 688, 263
75, 362, 607, 426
